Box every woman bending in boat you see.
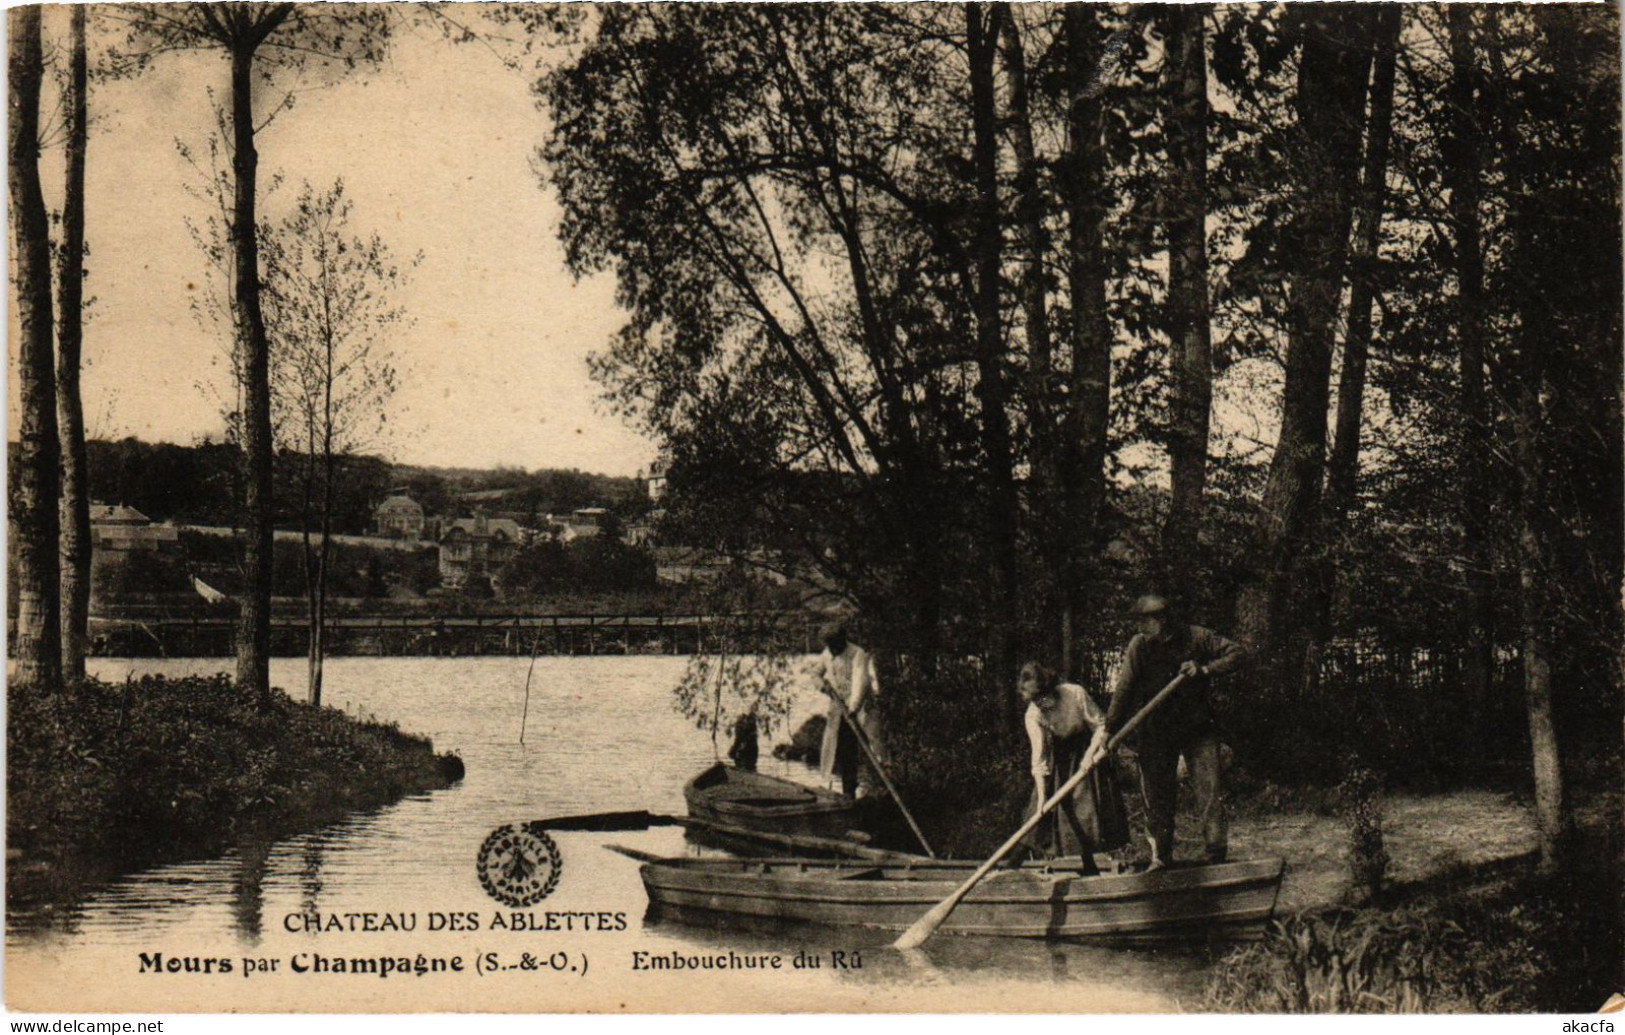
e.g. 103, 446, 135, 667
1018, 662, 1130, 874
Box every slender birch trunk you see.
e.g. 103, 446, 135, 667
231, 40, 276, 704
9, 6, 62, 689
57, 4, 92, 687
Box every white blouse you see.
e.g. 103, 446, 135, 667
1025, 682, 1106, 779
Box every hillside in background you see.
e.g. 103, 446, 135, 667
77, 437, 651, 535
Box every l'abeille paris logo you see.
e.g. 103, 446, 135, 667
477, 822, 563, 907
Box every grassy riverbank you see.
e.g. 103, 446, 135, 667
1202, 786, 1622, 1012
6, 674, 464, 918
1203, 844, 1621, 1011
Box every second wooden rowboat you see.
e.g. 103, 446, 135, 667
683, 763, 861, 840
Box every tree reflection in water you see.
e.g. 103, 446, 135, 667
230, 839, 271, 943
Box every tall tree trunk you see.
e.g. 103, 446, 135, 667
1512, 345, 1567, 873
967, 4, 1019, 706
1444, 3, 1496, 759
1062, 5, 1111, 663
1000, 7, 1064, 666
312, 321, 338, 709
1235, 6, 1373, 697
1508, 3, 1585, 874
9, 6, 62, 690
1326, 5, 1400, 523
57, 4, 92, 688
301, 425, 320, 704
1307, 4, 1402, 694
1160, 4, 1212, 610
312, 454, 332, 708
231, 42, 275, 704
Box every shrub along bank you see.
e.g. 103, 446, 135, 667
1203, 861, 1621, 1012
1203, 795, 1623, 1013
7, 675, 464, 916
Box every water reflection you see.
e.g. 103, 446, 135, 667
8, 656, 1205, 1010
300, 837, 326, 918
636, 898, 1208, 1005
231, 839, 271, 943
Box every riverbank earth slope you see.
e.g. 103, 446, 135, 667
6, 674, 464, 921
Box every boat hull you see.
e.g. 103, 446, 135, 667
638, 856, 1285, 944
683, 763, 861, 840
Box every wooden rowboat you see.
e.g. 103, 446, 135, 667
617, 850, 1285, 945
683, 763, 861, 840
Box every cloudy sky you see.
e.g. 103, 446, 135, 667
11, 6, 657, 477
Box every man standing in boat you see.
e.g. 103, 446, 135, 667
1090, 594, 1245, 869
811, 621, 886, 800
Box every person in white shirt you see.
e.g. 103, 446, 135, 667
811, 622, 885, 799
1019, 661, 1129, 873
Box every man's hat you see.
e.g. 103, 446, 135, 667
1129, 594, 1170, 617
820, 620, 850, 643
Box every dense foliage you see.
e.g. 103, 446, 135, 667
497, 537, 656, 598
1205, 860, 1622, 1012
6, 675, 461, 912
173, 530, 441, 601
89, 531, 661, 609
544, 5, 1622, 802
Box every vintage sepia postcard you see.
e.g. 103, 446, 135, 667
6, 1, 1622, 1023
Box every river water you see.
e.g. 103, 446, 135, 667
7, 656, 1212, 1012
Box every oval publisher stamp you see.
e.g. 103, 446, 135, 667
476, 822, 563, 908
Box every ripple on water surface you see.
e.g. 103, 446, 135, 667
8, 655, 1206, 1011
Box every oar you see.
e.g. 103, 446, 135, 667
541, 809, 669, 832
819, 686, 937, 858
518, 622, 543, 744
536, 808, 932, 863
605, 844, 664, 864
892, 671, 1189, 950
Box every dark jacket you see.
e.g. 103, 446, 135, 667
1104, 624, 1245, 746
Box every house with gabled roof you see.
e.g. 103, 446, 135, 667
438, 512, 523, 589
89, 503, 179, 552
373, 491, 426, 541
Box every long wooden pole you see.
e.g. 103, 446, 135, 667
892, 672, 1189, 950
540, 809, 931, 863
820, 686, 936, 858
518, 623, 543, 743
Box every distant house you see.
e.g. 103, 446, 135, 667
557, 507, 607, 543
558, 522, 599, 544
646, 462, 667, 503
374, 492, 426, 541
89, 504, 178, 552
439, 512, 523, 588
